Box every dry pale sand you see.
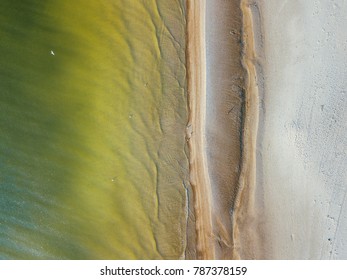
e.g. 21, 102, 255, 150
186, 0, 260, 259
254, 0, 347, 259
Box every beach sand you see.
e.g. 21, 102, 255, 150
186, 0, 259, 259
205, 0, 246, 260
254, 0, 347, 259
186, 0, 215, 260
187, 0, 347, 260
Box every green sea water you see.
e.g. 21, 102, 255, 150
0, 0, 188, 259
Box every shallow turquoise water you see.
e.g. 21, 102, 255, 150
0, 0, 188, 259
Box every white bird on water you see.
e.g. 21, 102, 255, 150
50, 50, 55, 56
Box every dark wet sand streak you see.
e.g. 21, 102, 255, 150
205, 0, 246, 259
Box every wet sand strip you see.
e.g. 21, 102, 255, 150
185, 0, 260, 259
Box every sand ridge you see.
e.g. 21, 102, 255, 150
186, 0, 215, 259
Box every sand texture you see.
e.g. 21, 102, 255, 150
186, 0, 259, 259
186, 0, 216, 260
253, 0, 347, 259
205, 0, 245, 260
2, 0, 346, 260
187, 0, 347, 259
